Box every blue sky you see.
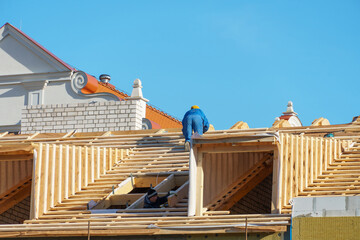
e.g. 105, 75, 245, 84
1, 1, 359, 129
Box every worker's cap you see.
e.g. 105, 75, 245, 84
147, 188, 158, 198
191, 105, 200, 109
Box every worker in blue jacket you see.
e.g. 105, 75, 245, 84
182, 105, 209, 151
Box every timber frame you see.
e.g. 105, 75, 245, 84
1, 120, 360, 238
189, 133, 280, 216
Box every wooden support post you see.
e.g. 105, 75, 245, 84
78, 146, 82, 192
42, 144, 50, 215
337, 139, 341, 159
278, 134, 284, 213
245, 217, 248, 240
57, 145, 63, 204
283, 134, 289, 207
271, 146, 280, 213
324, 139, 328, 171
109, 148, 113, 170
103, 148, 106, 175
115, 148, 119, 167
91, 146, 95, 183
188, 145, 197, 216
30, 143, 43, 219
71, 146, 76, 196
314, 138, 318, 180
50, 144, 56, 208
294, 135, 299, 198
319, 138, 323, 175
289, 135, 294, 201
195, 151, 204, 216
310, 137, 314, 184
120, 149, 123, 161
299, 135, 304, 192
329, 139, 333, 165
97, 147, 100, 179
64, 145, 69, 199
84, 146, 88, 187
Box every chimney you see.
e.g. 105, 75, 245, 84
99, 74, 111, 83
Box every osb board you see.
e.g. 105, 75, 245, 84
292, 217, 360, 240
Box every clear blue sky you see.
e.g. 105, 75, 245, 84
1, 1, 359, 129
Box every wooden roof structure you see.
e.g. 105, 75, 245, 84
0, 118, 360, 238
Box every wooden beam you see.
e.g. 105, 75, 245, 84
230, 121, 249, 130
0, 178, 31, 215
0, 154, 33, 161
134, 176, 167, 188
110, 194, 144, 206
199, 144, 275, 154
168, 181, 189, 207
61, 130, 76, 139
101, 131, 112, 137
128, 174, 175, 209
0, 132, 8, 138
92, 178, 134, 209
27, 132, 40, 140
193, 136, 276, 145
0, 144, 34, 155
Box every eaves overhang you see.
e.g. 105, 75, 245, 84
192, 132, 279, 145
191, 132, 279, 154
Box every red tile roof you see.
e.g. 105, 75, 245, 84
94, 80, 182, 128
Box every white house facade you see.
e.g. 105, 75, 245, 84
0, 23, 120, 132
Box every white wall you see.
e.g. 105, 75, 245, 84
0, 73, 120, 132
21, 100, 146, 134
0, 85, 26, 127
0, 24, 121, 132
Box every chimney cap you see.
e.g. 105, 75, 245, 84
99, 74, 111, 83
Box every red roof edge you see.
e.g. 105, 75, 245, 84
0, 22, 75, 71
97, 81, 181, 124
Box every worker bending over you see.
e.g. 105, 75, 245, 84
144, 188, 169, 208
182, 105, 209, 151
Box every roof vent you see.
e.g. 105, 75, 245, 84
99, 74, 111, 83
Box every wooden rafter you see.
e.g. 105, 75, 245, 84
0, 177, 32, 215
0, 132, 8, 138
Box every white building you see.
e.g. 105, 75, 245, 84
0, 23, 181, 133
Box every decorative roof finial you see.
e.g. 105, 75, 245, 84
283, 101, 297, 116
131, 79, 143, 98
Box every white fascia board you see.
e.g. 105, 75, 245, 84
0, 71, 72, 86
1, 25, 70, 72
